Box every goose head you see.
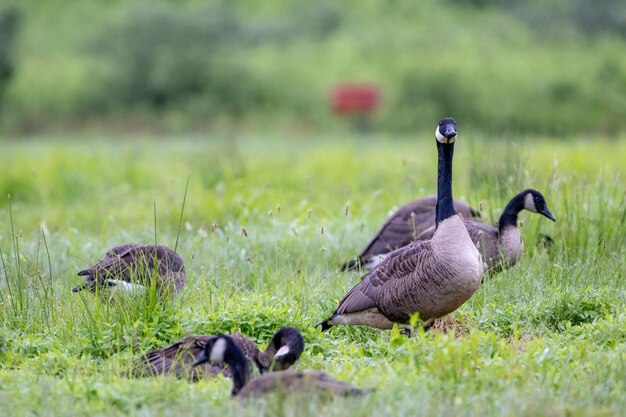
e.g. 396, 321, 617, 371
435, 117, 458, 144
522, 189, 556, 221
265, 327, 305, 371
192, 335, 249, 395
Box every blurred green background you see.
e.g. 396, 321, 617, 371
0, 0, 625, 136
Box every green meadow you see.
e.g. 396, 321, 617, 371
0, 133, 624, 416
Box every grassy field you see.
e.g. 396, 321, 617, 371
0, 132, 625, 416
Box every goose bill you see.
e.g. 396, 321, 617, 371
540, 207, 556, 222
191, 351, 208, 367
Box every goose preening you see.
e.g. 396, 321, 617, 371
72, 243, 185, 296
192, 335, 369, 398
341, 196, 481, 271
415, 189, 556, 272
319, 118, 484, 332
133, 327, 304, 381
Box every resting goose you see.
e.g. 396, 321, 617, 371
192, 335, 368, 398
319, 118, 483, 331
72, 243, 185, 296
341, 196, 480, 271
134, 327, 304, 381
415, 189, 555, 271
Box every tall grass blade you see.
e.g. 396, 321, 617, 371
174, 172, 191, 253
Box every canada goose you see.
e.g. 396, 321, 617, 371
341, 196, 481, 271
72, 243, 185, 296
319, 118, 483, 332
134, 327, 304, 381
415, 189, 556, 271
192, 335, 368, 398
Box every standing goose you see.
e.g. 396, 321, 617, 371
192, 335, 368, 398
72, 243, 185, 296
134, 327, 304, 381
341, 196, 481, 271
415, 189, 556, 272
319, 118, 483, 331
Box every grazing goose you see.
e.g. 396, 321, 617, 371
415, 189, 556, 272
341, 196, 480, 271
319, 118, 483, 332
192, 335, 368, 398
134, 327, 304, 381
72, 243, 185, 296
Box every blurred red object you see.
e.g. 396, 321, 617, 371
331, 84, 380, 116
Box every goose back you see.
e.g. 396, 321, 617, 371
238, 370, 369, 399
74, 243, 185, 295
342, 196, 479, 270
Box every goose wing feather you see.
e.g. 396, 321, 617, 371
335, 240, 433, 321
138, 335, 214, 379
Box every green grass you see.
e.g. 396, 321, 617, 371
0, 132, 625, 416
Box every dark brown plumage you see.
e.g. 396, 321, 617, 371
192, 335, 369, 398
341, 196, 480, 271
73, 243, 185, 296
133, 327, 304, 381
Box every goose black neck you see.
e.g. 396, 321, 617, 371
224, 344, 250, 396
498, 192, 525, 233
435, 140, 457, 226
267, 327, 304, 354
265, 327, 304, 370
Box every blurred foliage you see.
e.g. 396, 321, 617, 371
449, 0, 626, 38
88, 2, 342, 116
1, 0, 625, 134
0, 6, 21, 106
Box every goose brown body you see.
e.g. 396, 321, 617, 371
237, 370, 368, 399
342, 196, 480, 270
321, 118, 484, 331
416, 220, 520, 272
327, 216, 483, 329
73, 243, 186, 295
134, 327, 304, 381
415, 189, 555, 272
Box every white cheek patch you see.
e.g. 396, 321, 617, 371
108, 279, 146, 294
210, 338, 227, 362
523, 193, 537, 212
435, 127, 446, 143
435, 127, 456, 144
274, 346, 290, 358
